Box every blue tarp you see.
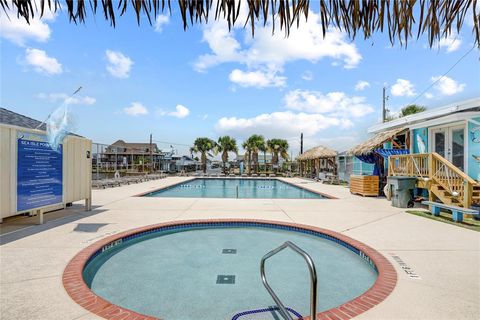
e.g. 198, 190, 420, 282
355, 149, 409, 176
355, 153, 382, 176
374, 148, 409, 158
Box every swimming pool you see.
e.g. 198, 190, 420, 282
143, 178, 328, 199
65, 220, 397, 320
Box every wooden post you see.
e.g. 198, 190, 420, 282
464, 181, 472, 208
428, 153, 435, 205
85, 197, 92, 211
37, 209, 43, 225
149, 133, 153, 173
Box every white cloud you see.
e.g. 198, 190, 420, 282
229, 68, 286, 88
215, 111, 353, 139
196, 20, 361, 71
301, 71, 313, 81
0, 7, 55, 46
105, 50, 133, 78
168, 104, 190, 118
354, 80, 370, 91
214, 89, 374, 142
391, 79, 415, 97
284, 90, 374, 118
156, 104, 190, 118
124, 102, 148, 116
425, 93, 434, 99
194, 9, 361, 84
154, 14, 169, 33
24, 48, 62, 75
431, 76, 465, 95
438, 33, 462, 53
37, 92, 96, 105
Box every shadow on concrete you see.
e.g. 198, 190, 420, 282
73, 223, 109, 233
0, 205, 107, 245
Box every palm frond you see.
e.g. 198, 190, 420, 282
2, 0, 478, 46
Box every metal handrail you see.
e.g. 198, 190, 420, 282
260, 241, 317, 320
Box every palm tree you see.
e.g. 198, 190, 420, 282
386, 104, 427, 122
217, 136, 238, 174
242, 141, 252, 174
400, 104, 427, 117
259, 141, 268, 174
8, 1, 478, 47
267, 139, 289, 173
244, 134, 265, 174
190, 137, 216, 173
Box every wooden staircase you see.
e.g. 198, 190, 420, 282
388, 152, 479, 208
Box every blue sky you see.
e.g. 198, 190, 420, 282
1, 5, 479, 156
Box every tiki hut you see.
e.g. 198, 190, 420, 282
348, 127, 408, 196
298, 146, 337, 179
349, 127, 408, 157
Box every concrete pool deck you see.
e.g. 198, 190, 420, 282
0, 177, 479, 319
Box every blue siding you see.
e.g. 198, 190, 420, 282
468, 117, 480, 181
353, 157, 374, 175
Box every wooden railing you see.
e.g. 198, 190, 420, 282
388, 152, 477, 207
388, 153, 429, 178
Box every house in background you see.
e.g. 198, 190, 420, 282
172, 155, 200, 172
368, 98, 480, 208
95, 140, 187, 172
369, 98, 480, 181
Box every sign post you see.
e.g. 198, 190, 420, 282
17, 131, 63, 221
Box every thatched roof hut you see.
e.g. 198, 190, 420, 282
298, 145, 338, 178
349, 127, 406, 156
6, 2, 479, 47
298, 146, 337, 161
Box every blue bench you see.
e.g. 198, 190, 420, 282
421, 201, 478, 223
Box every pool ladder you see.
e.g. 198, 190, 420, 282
260, 241, 317, 320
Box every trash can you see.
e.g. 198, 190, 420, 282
387, 176, 417, 208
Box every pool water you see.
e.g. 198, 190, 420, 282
84, 226, 377, 320
144, 178, 326, 199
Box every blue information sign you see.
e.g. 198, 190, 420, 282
17, 131, 63, 212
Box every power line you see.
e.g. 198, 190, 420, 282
152, 139, 191, 147
408, 45, 476, 105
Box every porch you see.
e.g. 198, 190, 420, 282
388, 152, 480, 208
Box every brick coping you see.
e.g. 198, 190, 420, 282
63, 219, 397, 320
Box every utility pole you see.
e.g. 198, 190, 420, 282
300, 133, 304, 176
300, 133, 303, 154
382, 86, 387, 122
149, 133, 153, 173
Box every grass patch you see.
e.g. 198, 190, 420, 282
406, 210, 480, 232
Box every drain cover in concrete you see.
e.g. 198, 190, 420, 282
222, 249, 237, 254
216, 275, 235, 284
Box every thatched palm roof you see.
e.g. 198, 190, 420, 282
3, 1, 478, 46
298, 146, 337, 161
349, 127, 406, 156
